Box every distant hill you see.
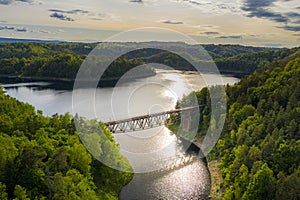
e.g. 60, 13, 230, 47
0, 37, 63, 44
0, 39, 276, 57
0, 42, 285, 82
203, 44, 277, 59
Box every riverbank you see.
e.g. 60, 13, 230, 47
208, 160, 223, 200
0, 71, 156, 88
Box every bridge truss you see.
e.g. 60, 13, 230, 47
104, 106, 200, 133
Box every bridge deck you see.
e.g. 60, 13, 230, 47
104, 105, 202, 133
105, 109, 178, 126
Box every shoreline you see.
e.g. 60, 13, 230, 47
0, 68, 246, 84
208, 160, 223, 200
0, 72, 156, 88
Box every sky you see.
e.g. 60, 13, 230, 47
0, 0, 300, 47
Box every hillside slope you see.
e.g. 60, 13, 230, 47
172, 49, 300, 199
214, 50, 300, 200
0, 88, 132, 199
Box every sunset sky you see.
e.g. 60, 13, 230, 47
0, 0, 300, 47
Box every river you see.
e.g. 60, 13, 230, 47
1, 70, 239, 199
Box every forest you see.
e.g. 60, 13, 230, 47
0, 42, 278, 82
0, 88, 132, 199
0, 42, 149, 81
170, 47, 300, 199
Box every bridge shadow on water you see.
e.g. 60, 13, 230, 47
119, 137, 211, 200
145, 136, 208, 175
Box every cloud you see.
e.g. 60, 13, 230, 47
177, 0, 240, 14
16, 27, 27, 32
248, 9, 288, 22
89, 13, 107, 21
203, 31, 219, 35
129, 0, 143, 3
242, 0, 274, 10
241, 0, 300, 31
48, 9, 89, 15
161, 20, 183, 25
0, 0, 11, 4
50, 12, 74, 21
286, 12, 300, 18
0, 25, 28, 32
0, 26, 50, 34
285, 12, 300, 24
90, 18, 103, 21
48, 9, 108, 22
180, 0, 213, 7
241, 0, 289, 23
249, 33, 277, 37
184, 0, 202, 6
0, 0, 33, 5
192, 24, 219, 30
0, 20, 7, 23
278, 25, 300, 31
0, 26, 14, 30
38, 30, 50, 34
217, 35, 243, 39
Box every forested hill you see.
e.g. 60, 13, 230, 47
214, 47, 298, 75
0, 42, 277, 82
0, 88, 132, 199
215, 50, 300, 199
0, 42, 273, 58
0, 42, 147, 82
176, 48, 300, 199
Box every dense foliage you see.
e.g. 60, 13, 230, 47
214, 48, 297, 75
0, 42, 275, 81
203, 44, 274, 59
125, 45, 279, 75
172, 48, 300, 199
0, 88, 132, 199
215, 50, 300, 200
0, 43, 146, 80
148, 48, 296, 75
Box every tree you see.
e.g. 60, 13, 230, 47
13, 185, 30, 200
243, 164, 275, 200
51, 170, 98, 200
275, 167, 300, 200
0, 182, 8, 200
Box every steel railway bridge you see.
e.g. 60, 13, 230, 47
104, 105, 202, 133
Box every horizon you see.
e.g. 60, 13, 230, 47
0, 0, 300, 48
0, 36, 294, 49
